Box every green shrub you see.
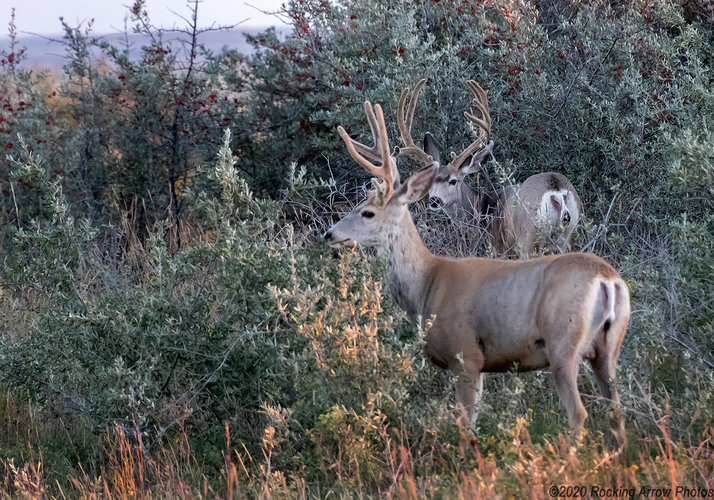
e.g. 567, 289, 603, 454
0, 131, 437, 486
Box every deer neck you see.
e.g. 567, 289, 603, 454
381, 211, 435, 318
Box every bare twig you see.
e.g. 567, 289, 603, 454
580, 192, 619, 253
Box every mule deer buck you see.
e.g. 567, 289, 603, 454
324, 95, 629, 448
398, 79, 582, 257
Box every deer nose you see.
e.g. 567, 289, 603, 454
324, 231, 333, 241
563, 212, 571, 225
430, 199, 441, 210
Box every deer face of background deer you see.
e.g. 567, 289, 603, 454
388, 79, 492, 216
324, 164, 437, 250
428, 170, 463, 211
424, 133, 493, 213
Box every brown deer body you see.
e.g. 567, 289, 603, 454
325, 93, 629, 448
493, 172, 582, 256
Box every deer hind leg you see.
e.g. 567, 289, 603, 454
551, 360, 587, 441
454, 353, 484, 425
589, 350, 627, 450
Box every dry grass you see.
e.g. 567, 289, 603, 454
1, 411, 711, 499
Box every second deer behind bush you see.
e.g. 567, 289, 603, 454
397, 79, 582, 258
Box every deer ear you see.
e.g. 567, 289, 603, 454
423, 133, 441, 165
393, 165, 437, 205
459, 140, 494, 175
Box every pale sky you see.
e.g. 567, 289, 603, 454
2, 0, 289, 36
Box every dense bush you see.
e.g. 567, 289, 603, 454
0, 131, 443, 487
0, 0, 713, 496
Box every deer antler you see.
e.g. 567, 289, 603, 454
338, 102, 397, 203
395, 79, 434, 168
445, 80, 492, 174
340, 101, 383, 163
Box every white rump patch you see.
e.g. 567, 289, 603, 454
538, 190, 579, 228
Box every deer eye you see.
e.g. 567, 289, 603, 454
361, 210, 375, 218
449, 179, 458, 186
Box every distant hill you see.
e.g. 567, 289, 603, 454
0, 27, 287, 69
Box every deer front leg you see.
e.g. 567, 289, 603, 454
551, 361, 587, 441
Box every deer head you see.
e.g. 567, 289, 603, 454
393, 79, 493, 216
324, 101, 437, 251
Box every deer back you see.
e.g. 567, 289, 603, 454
495, 172, 582, 257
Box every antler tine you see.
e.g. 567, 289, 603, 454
446, 80, 492, 173
464, 80, 491, 139
402, 78, 425, 135
395, 79, 434, 167
338, 102, 394, 201
345, 101, 383, 162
